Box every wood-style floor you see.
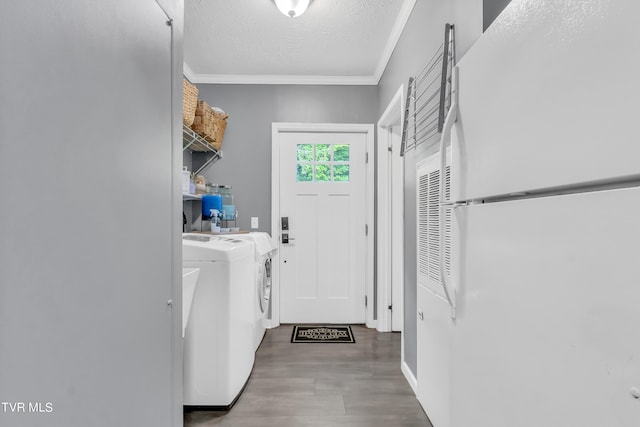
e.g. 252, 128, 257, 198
184, 325, 432, 427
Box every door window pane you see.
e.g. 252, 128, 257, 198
333, 144, 350, 162
334, 165, 350, 182
296, 143, 351, 182
315, 164, 331, 182
315, 144, 331, 162
297, 164, 313, 181
297, 144, 313, 162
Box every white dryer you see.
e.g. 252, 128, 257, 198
234, 232, 278, 351
182, 234, 255, 409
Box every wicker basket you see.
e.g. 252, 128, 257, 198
191, 100, 215, 147
192, 101, 228, 151
205, 109, 228, 150
182, 79, 199, 127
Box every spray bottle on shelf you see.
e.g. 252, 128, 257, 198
209, 209, 222, 233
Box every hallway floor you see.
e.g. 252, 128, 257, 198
184, 325, 432, 427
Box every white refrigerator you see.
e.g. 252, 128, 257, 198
417, 1, 640, 426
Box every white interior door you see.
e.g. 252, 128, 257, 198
415, 151, 453, 426
417, 285, 451, 427
277, 130, 367, 324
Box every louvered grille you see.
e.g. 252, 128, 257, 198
418, 173, 430, 278
427, 170, 440, 282
417, 162, 451, 286
444, 166, 451, 277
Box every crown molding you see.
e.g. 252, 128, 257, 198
373, 0, 417, 84
183, 62, 196, 82
183, 72, 379, 86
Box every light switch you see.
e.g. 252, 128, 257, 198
251, 217, 259, 229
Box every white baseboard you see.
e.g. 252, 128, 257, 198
401, 360, 418, 395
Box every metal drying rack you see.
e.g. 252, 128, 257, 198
401, 24, 456, 156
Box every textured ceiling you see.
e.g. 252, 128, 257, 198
184, 0, 415, 85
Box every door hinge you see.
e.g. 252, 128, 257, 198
365, 152, 369, 164
365, 295, 368, 307
388, 146, 393, 152
388, 304, 393, 311
365, 224, 368, 236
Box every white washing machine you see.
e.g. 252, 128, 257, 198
182, 234, 255, 409
181, 267, 200, 338
234, 232, 278, 351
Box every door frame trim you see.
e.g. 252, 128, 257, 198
376, 86, 405, 333
270, 122, 375, 328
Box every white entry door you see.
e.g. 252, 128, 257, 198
277, 129, 368, 324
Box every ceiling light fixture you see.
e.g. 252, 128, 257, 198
274, 0, 310, 18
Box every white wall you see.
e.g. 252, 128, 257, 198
0, 1, 183, 426
377, 0, 483, 379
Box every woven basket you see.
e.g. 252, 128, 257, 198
205, 109, 228, 150
192, 101, 228, 151
182, 79, 199, 127
191, 100, 215, 150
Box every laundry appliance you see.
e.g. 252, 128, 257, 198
181, 267, 200, 338
182, 234, 255, 409
414, 2, 640, 426
233, 232, 278, 351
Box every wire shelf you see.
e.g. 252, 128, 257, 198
183, 124, 223, 176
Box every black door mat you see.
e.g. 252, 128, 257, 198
291, 325, 356, 343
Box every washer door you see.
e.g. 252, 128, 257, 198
258, 258, 272, 314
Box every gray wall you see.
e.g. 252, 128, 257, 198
377, 0, 483, 378
186, 84, 379, 232
0, 1, 183, 426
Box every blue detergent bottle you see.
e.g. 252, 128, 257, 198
201, 194, 222, 220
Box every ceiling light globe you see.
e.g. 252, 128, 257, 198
274, 0, 310, 18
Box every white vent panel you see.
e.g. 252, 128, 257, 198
417, 156, 451, 294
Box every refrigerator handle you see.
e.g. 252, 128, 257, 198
439, 66, 459, 319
